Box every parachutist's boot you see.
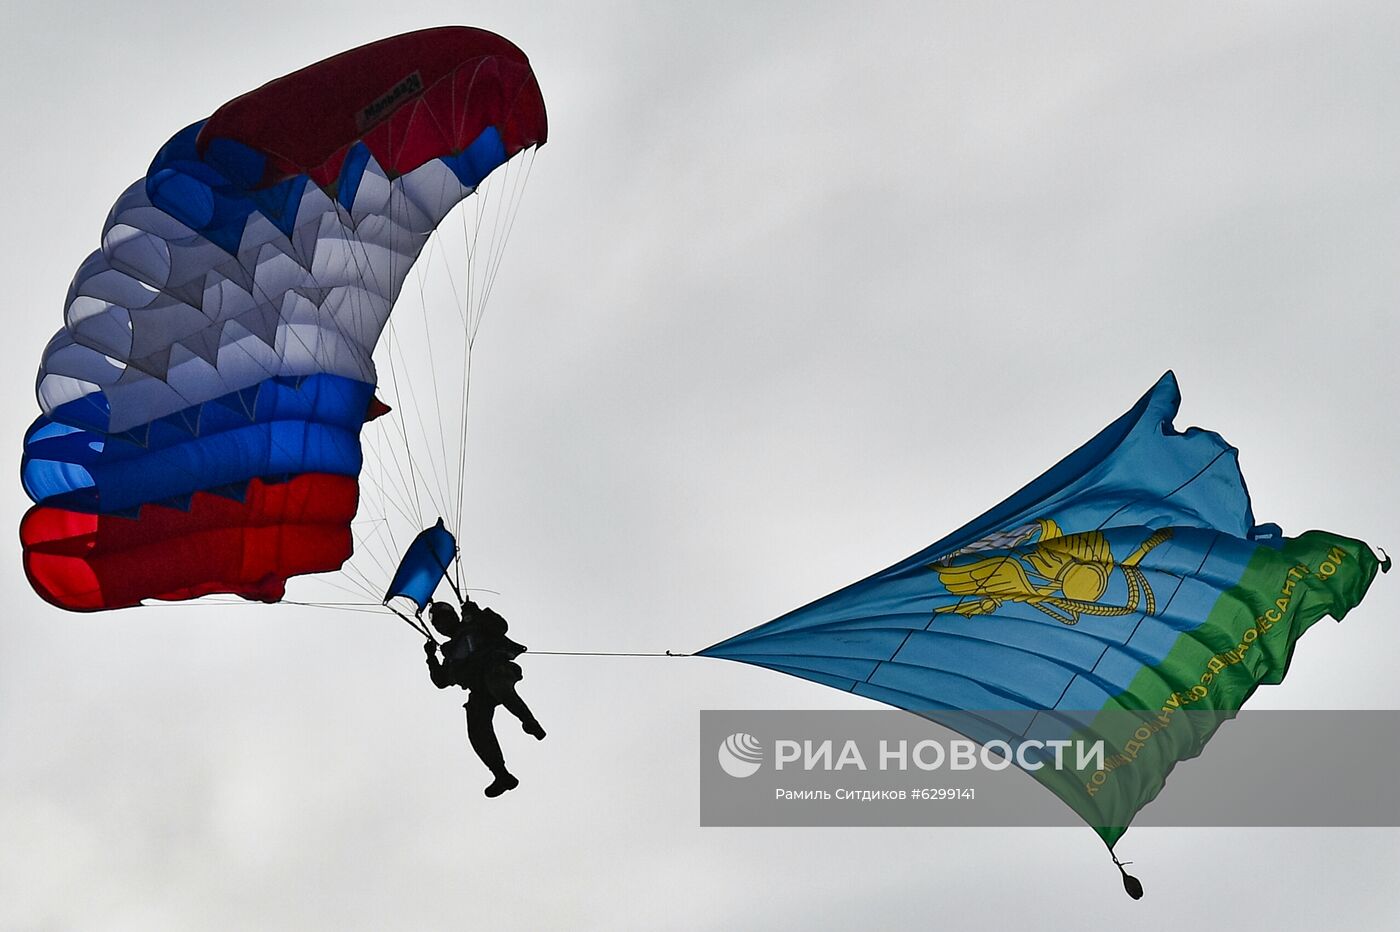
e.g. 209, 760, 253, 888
484, 771, 519, 798
523, 719, 546, 740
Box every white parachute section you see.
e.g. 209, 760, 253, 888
39, 153, 492, 435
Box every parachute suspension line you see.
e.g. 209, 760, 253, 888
472, 146, 525, 340
370, 407, 417, 537
384, 600, 434, 640
343, 559, 393, 606
282, 600, 391, 607
313, 573, 385, 607
413, 222, 457, 513
362, 416, 409, 557
429, 545, 467, 606
451, 172, 480, 581
447, 149, 537, 581
324, 147, 536, 612
380, 185, 427, 528
409, 173, 480, 598
309, 601, 404, 619
356, 299, 458, 561
380, 326, 424, 524
351, 508, 401, 570
384, 183, 461, 522
419, 175, 476, 511
453, 348, 474, 591
332, 200, 423, 535
340, 512, 402, 588
477, 147, 536, 324
140, 599, 388, 616
342, 392, 409, 599
337, 539, 387, 596
428, 214, 470, 328
358, 438, 421, 530
382, 318, 453, 518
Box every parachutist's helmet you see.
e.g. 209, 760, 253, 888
428, 601, 462, 637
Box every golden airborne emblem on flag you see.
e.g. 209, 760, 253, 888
930, 520, 1172, 625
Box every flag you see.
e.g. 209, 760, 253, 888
701, 372, 1384, 845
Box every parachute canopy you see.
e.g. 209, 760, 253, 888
702, 372, 1383, 846
21, 27, 546, 611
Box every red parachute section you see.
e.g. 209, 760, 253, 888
22, 475, 358, 611
199, 26, 548, 187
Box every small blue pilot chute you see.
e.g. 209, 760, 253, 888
384, 518, 458, 612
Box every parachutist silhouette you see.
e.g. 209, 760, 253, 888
425, 599, 545, 797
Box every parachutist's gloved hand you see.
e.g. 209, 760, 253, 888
424, 640, 438, 656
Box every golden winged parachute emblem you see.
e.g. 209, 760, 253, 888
929, 519, 1172, 625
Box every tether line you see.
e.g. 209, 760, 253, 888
528, 650, 694, 657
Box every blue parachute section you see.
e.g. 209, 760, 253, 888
384, 519, 458, 612
147, 122, 508, 254
148, 122, 310, 253
22, 374, 374, 514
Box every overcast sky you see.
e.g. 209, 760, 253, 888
3, 1, 1398, 929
